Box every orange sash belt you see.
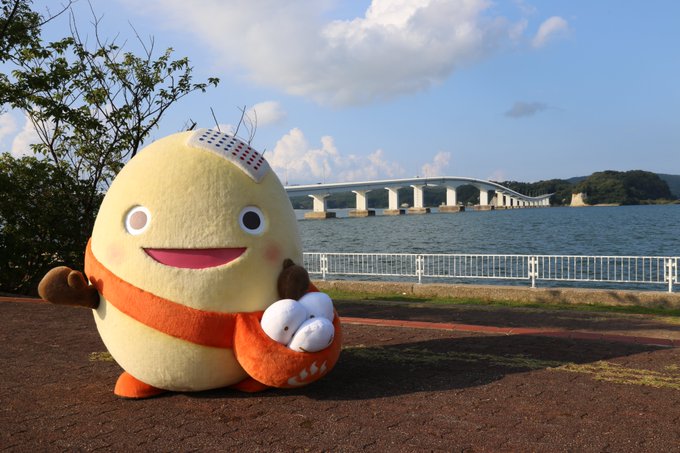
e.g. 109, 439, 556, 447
84, 240, 256, 349
84, 240, 342, 389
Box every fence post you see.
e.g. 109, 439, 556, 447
416, 255, 424, 284
666, 258, 677, 293
321, 253, 328, 281
530, 256, 538, 288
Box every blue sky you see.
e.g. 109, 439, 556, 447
2, 0, 679, 184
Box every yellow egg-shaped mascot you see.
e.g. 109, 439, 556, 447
38, 129, 342, 398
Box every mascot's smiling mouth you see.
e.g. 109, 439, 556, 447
144, 247, 246, 269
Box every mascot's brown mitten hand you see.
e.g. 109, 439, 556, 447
38, 266, 99, 308
277, 259, 311, 300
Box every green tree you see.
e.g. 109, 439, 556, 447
577, 171, 626, 204
0, 1, 219, 294
0, 0, 38, 58
576, 170, 671, 205
0, 0, 72, 110
0, 154, 97, 294
1, 0, 40, 112
621, 170, 671, 203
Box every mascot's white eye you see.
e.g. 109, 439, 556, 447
239, 206, 265, 235
125, 206, 151, 235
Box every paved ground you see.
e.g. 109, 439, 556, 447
1, 297, 679, 452
337, 299, 680, 347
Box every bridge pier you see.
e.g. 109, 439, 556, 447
439, 204, 464, 212
473, 188, 493, 210
447, 186, 458, 206
349, 190, 375, 217
495, 192, 508, 209
384, 187, 405, 215
439, 185, 464, 212
304, 194, 336, 219
408, 185, 430, 214
479, 188, 489, 206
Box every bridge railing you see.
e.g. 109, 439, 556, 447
302, 253, 679, 293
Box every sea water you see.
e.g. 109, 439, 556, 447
297, 205, 680, 257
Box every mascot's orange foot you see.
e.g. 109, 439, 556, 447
230, 377, 270, 393
114, 372, 166, 399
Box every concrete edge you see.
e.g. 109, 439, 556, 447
313, 280, 680, 310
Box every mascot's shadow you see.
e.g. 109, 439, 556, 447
191, 334, 659, 401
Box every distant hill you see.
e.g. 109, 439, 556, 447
566, 173, 679, 193
658, 174, 680, 198
566, 172, 679, 200
566, 176, 587, 184
487, 170, 677, 206
573, 170, 672, 205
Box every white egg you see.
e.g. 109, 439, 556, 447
298, 292, 334, 321
287, 318, 335, 353
260, 299, 308, 344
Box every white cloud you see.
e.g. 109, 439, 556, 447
509, 18, 529, 41
267, 128, 337, 184
0, 113, 18, 149
339, 148, 406, 182
10, 115, 40, 158
267, 127, 406, 184
421, 151, 451, 177
487, 169, 507, 182
505, 101, 548, 118
266, 127, 456, 184
217, 123, 236, 135
208, 102, 285, 142
532, 16, 568, 48
247, 101, 286, 127
513, 0, 537, 17
126, 0, 527, 106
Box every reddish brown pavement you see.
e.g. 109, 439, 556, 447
342, 316, 680, 348
1, 297, 680, 452
336, 299, 680, 347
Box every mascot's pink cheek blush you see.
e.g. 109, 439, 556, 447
144, 247, 246, 269
263, 243, 282, 265
105, 244, 126, 268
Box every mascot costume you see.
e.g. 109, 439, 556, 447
38, 129, 342, 398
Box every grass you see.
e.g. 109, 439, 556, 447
344, 345, 564, 369
89, 351, 114, 362
554, 361, 680, 390
326, 288, 680, 318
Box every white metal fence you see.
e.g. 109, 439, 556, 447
303, 253, 679, 292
